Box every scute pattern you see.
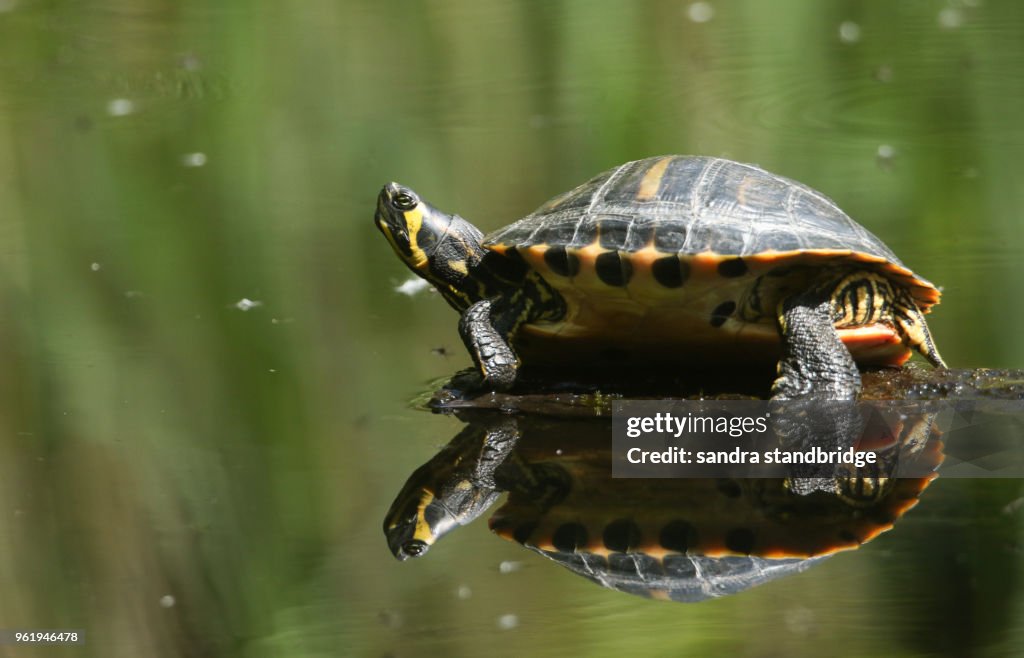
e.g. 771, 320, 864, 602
484, 156, 900, 263
483, 155, 940, 309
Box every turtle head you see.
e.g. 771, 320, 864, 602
383, 459, 502, 561
375, 183, 490, 310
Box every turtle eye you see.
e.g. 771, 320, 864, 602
392, 191, 418, 211
401, 540, 428, 558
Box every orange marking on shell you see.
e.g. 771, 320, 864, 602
625, 246, 665, 270
523, 244, 550, 271
691, 251, 728, 277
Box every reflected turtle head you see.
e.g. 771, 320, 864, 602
383, 486, 453, 561
383, 470, 502, 561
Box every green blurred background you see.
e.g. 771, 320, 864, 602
0, 1, 1022, 656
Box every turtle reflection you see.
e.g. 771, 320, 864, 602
384, 412, 941, 602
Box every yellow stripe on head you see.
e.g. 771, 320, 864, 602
402, 206, 430, 270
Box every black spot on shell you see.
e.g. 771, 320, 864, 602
651, 256, 689, 288
660, 520, 697, 553
595, 251, 631, 287
543, 246, 579, 277
603, 519, 642, 553
513, 522, 537, 545
710, 301, 737, 328
552, 523, 588, 553
725, 528, 756, 554
502, 246, 527, 267
717, 258, 748, 277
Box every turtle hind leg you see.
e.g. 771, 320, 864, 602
893, 289, 947, 368
458, 298, 521, 391
771, 291, 861, 400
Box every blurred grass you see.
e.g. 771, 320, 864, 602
0, 1, 1022, 656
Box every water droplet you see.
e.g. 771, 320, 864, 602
838, 21, 861, 44
235, 298, 262, 311
498, 560, 523, 574
181, 152, 207, 167
938, 7, 964, 28
497, 614, 519, 630
687, 2, 713, 23
876, 144, 896, 168
107, 98, 136, 117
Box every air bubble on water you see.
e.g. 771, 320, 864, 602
876, 144, 896, 169
938, 7, 964, 28
497, 614, 519, 630
0, 0, 17, 13
107, 98, 136, 117
90, 262, 101, 272
784, 606, 814, 635
235, 298, 262, 311
159, 595, 175, 608
456, 585, 472, 600
499, 560, 523, 574
181, 152, 207, 167
687, 2, 713, 23
838, 21, 861, 44
178, 52, 203, 71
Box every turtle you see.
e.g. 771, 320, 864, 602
383, 413, 943, 601
375, 155, 946, 399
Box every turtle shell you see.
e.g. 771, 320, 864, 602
488, 429, 942, 603
483, 156, 940, 367
484, 156, 939, 309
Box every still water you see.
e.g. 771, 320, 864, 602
0, 1, 1023, 657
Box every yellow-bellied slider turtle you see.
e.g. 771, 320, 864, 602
383, 414, 942, 601
375, 156, 945, 399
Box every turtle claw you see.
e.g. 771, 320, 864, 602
448, 368, 514, 395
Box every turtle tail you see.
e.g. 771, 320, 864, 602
894, 289, 946, 369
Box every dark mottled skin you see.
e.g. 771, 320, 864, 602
458, 299, 520, 390
772, 294, 862, 400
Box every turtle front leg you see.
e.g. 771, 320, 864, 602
458, 298, 520, 391
771, 292, 861, 400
